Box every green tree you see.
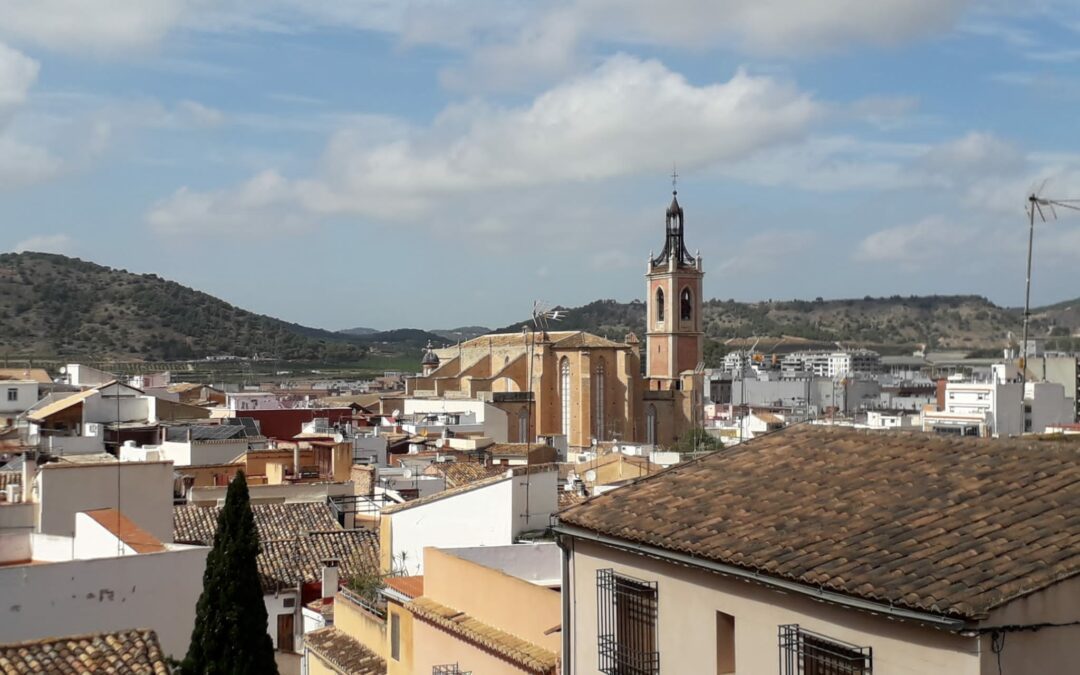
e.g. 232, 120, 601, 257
182, 471, 277, 674
673, 428, 723, 454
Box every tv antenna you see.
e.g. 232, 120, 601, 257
1021, 184, 1080, 386
531, 300, 564, 336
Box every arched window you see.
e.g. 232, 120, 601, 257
656, 288, 665, 323
518, 409, 529, 443
646, 404, 657, 445
560, 357, 571, 437
681, 287, 693, 321
593, 358, 605, 441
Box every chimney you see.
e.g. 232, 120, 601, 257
321, 559, 340, 600
21, 451, 37, 503
293, 445, 301, 479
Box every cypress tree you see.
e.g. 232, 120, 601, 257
183, 471, 278, 674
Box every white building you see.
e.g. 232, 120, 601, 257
379, 464, 558, 575
922, 366, 1074, 437
865, 410, 920, 430
0, 380, 38, 426
0, 507, 207, 658
399, 397, 509, 443
226, 392, 284, 411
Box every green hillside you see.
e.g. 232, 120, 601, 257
0, 252, 367, 361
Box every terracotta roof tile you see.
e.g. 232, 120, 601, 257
0, 629, 169, 674
259, 530, 379, 591
83, 509, 166, 554
173, 502, 377, 591
304, 626, 385, 675
383, 575, 424, 599
422, 462, 506, 488
558, 425, 1080, 620
406, 597, 558, 674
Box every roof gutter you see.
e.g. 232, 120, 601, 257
552, 522, 969, 632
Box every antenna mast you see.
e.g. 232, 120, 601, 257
1021, 189, 1080, 388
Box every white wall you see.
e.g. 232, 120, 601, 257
1027, 382, 1074, 433
386, 468, 557, 575
73, 512, 138, 558
188, 481, 354, 507
265, 590, 300, 652
388, 478, 516, 575
0, 381, 38, 416
82, 386, 152, 425
401, 398, 509, 442
0, 545, 207, 658
157, 439, 249, 467
37, 461, 174, 542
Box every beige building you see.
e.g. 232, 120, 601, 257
556, 426, 1080, 675
407, 192, 706, 452
305, 543, 560, 675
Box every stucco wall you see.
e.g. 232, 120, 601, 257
0, 546, 207, 658
424, 546, 561, 653
411, 617, 530, 675
37, 461, 174, 542
979, 574, 1080, 675
568, 539, 981, 675
335, 591, 387, 659
387, 479, 515, 575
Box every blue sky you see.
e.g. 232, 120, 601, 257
2, 1, 1079, 331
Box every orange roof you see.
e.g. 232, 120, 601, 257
384, 575, 424, 599
82, 508, 166, 554
0, 368, 51, 384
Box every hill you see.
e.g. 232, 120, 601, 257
0, 252, 368, 361
494, 295, 1080, 362
339, 326, 378, 336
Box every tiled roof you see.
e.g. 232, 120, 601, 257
0, 368, 51, 384
558, 425, 1080, 621
259, 530, 380, 591
558, 490, 588, 509
422, 461, 506, 488
304, 627, 386, 675
406, 597, 558, 674
488, 443, 558, 458
25, 389, 96, 422
382, 463, 557, 514
383, 575, 424, 599
551, 332, 626, 349
0, 629, 169, 674
83, 509, 166, 554
173, 502, 341, 544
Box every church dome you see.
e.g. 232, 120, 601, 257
421, 341, 440, 366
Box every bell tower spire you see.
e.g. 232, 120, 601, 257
646, 183, 704, 382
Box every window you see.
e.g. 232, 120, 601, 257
778, 624, 871, 675
561, 357, 571, 436
680, 287, 693, 321
646, 405, 657, 446
391, 612, 401, 661
518, 409, 529, 443
716, 611, 735, 674
597, 569, 659, 675
6, 388, 16, 402
656, 288, 665, 323
594, 359, 606, 441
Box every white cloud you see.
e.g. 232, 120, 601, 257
0, 0, 190, 53
854, 216, 977, 268
147, 169, 313, 236
177, 99, 226, 128
0, 41, 38, 119
12, 233, 73, 254
148, 55, 822, 234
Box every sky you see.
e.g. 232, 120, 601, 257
1, 1, 1080, 331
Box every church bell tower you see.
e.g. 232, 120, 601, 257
646, 184, 704, 387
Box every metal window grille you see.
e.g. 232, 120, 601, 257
432, 665, 471, 675
779, 624, 872, 675
597, 569, 660, 675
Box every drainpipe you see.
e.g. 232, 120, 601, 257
557, 526, 572, 675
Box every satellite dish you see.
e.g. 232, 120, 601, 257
585, 470, 597, 483
402, 468, 413, 479
391, 409, 401, 418
59, 366, 68, 374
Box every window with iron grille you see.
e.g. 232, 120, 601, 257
778, 624, 872, 675
597, 568, 660, 675
432, 665, 471, 675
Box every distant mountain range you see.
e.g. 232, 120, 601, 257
2, 252, 1077, 363
0, 252, 367, 361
